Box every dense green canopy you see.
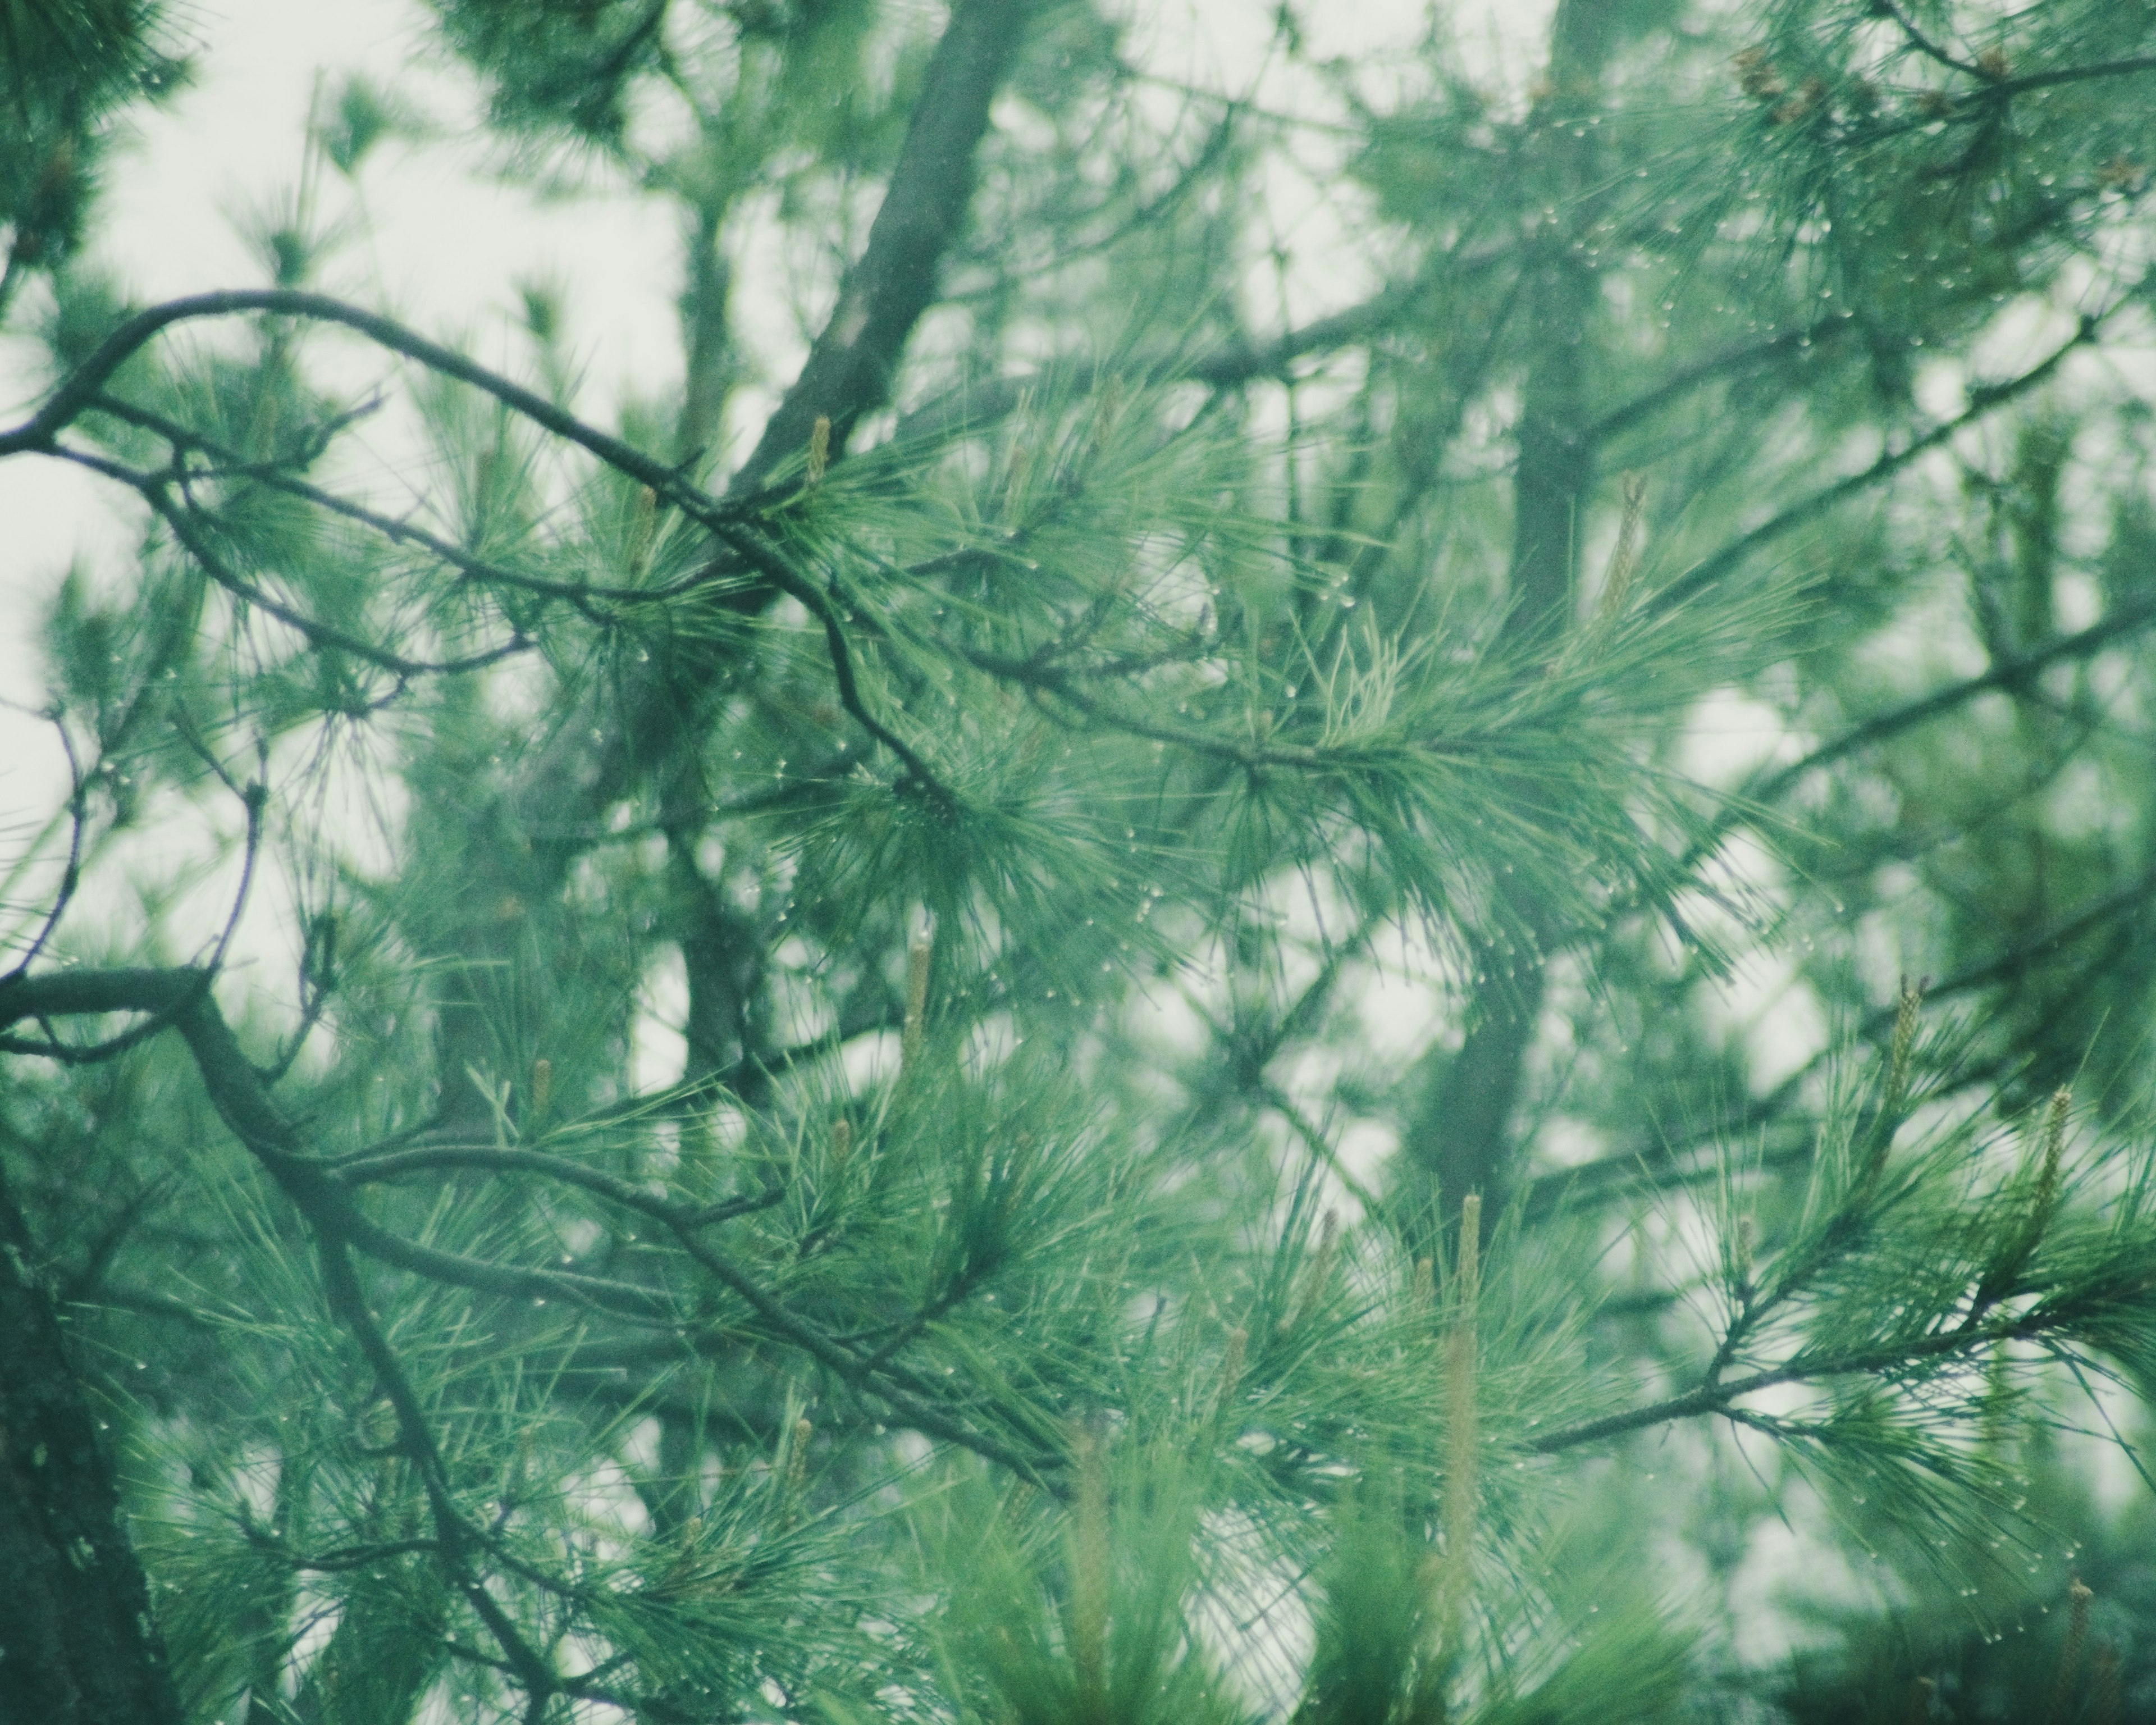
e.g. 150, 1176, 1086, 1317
4, 1, 2156, 1720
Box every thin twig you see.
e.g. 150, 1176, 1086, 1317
1869, 0, 1989, 80
336, 1142, 783, 1230
1652, 315, 2104, 613
1, 709, 86, 984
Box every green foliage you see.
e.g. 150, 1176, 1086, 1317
8, 1, 2156, 1722
929, 1444, 1254, 1725
0, 0, 186, 305
425, 0, 674, 148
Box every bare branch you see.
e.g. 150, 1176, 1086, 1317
0, 289, 709, 513
1588, 313, 1861, 445
1867, 0, 1990, 81
84, 390, 712, 616
1528, 1299, 2115, 1457
308, 1234, 563, 1703
1524, 857, 2156, 1220
58, 448, 532, 681
1746, 591, 2156, 807
709, 518, 961, 805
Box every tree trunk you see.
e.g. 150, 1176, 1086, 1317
0, 1158, 185, 1725
1401, 0, 1619, 1241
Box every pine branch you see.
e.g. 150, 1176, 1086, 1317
85, 390, 695, 617
1527, 1305, 2116, 1457
1841, 53, 2156, 148
115, 455, 533, 681
0, 288, 707, 506
1652, 313, 2105, 613
1588, 313, 1862, 444
1525, 860, 2156, 1219
1868, 0, 1991, 81
0, 965, 1060, 1487
310, 1234, 563, 1709
1745, 592, 2156, 806
335, 1143, 783, 1228
893, 270, 1451, 447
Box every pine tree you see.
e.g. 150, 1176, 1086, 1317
6, 1, 2156, 1720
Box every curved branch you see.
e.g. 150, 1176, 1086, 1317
1651, 314, 2102, 613
656, 1208, 1054, 1487
1524, 855, 2156, 1219
1588, 313, 1860, 444
1842, 53, 2156, 150
891, 273, 1447, 450
1744, 591, 2156, 807
0, 965, 1057, 1485
1528, 1292, 2123, 1456
310, 1235, 563, 1703
1869, 0, 1989, 81
710, 518, 960, 805
84, 391, 718, 617
60, 450, 534, 681
336, 1142, 782, 1230
0, 288, 714, 518
0, 710, 86, 985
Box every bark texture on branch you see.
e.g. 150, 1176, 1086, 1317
0, 1157, 185, 1725
729, 0, 1037, 497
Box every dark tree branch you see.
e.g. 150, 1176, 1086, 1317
707, 519, 960, 806
1975, 52, 2156, 101
57, 448, 533, 682
1588, 313, 1860, 444
949, 640, 1348, 769
85, 391, 706, 617
1652, 314, 2103, 613
308, 1234, 561, 1706
728, 0, 1037, 496
1619, 555, 2156, 994
892, 270, 1452, 451
0, 289, 721, 515
0, 709, 86, 986
1523, 856, 2156, 1219
655, 1210, 1056, 1487
1744, 592, 2156, 808
0, 1158, 188, 1725
1840, 53, 2156, 150
0, 966, 1059, 1489
336, 1141, 783, 1230
1869, 0, 1990, 81
1526, 1291, 2122, 1457
16, 295, 961, 818
238, 1530, 441, 1577
1185, 274, 1441, 388
0, 974, 682, 1320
